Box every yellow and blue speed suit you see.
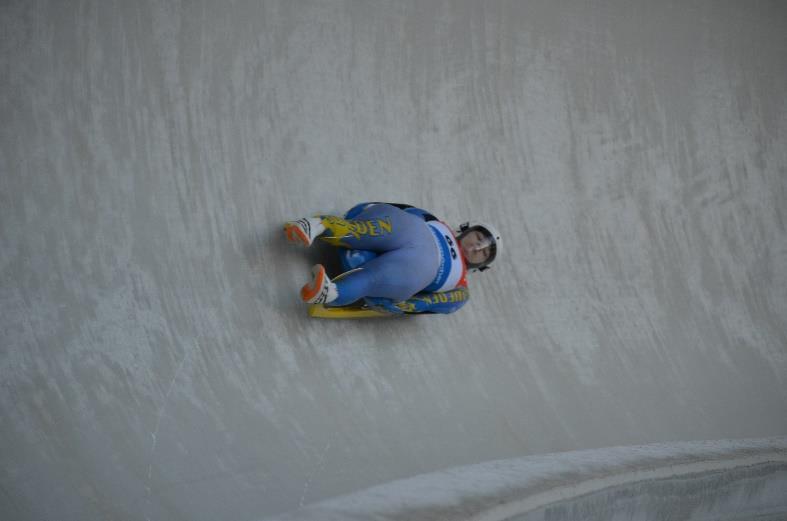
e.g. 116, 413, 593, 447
318, 202, 469, 314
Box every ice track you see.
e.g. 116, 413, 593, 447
2, 1, 786, 520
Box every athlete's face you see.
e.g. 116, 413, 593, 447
460, 230, 491, 266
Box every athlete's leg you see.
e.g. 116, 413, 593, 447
285, 204, 407, 249
286, 203, 427, 250
318, 203, 426, 251
329, 247, 439, 306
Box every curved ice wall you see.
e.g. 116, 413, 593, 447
268, 439, 787, 521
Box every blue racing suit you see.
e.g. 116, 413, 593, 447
323, 202, 469, 315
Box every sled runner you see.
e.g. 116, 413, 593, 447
307, 303, 394, 319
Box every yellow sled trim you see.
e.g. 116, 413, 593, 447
308, 304, 391, 319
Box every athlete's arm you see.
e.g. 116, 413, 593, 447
363, 287, 469, 315
398, 287, 469, 314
